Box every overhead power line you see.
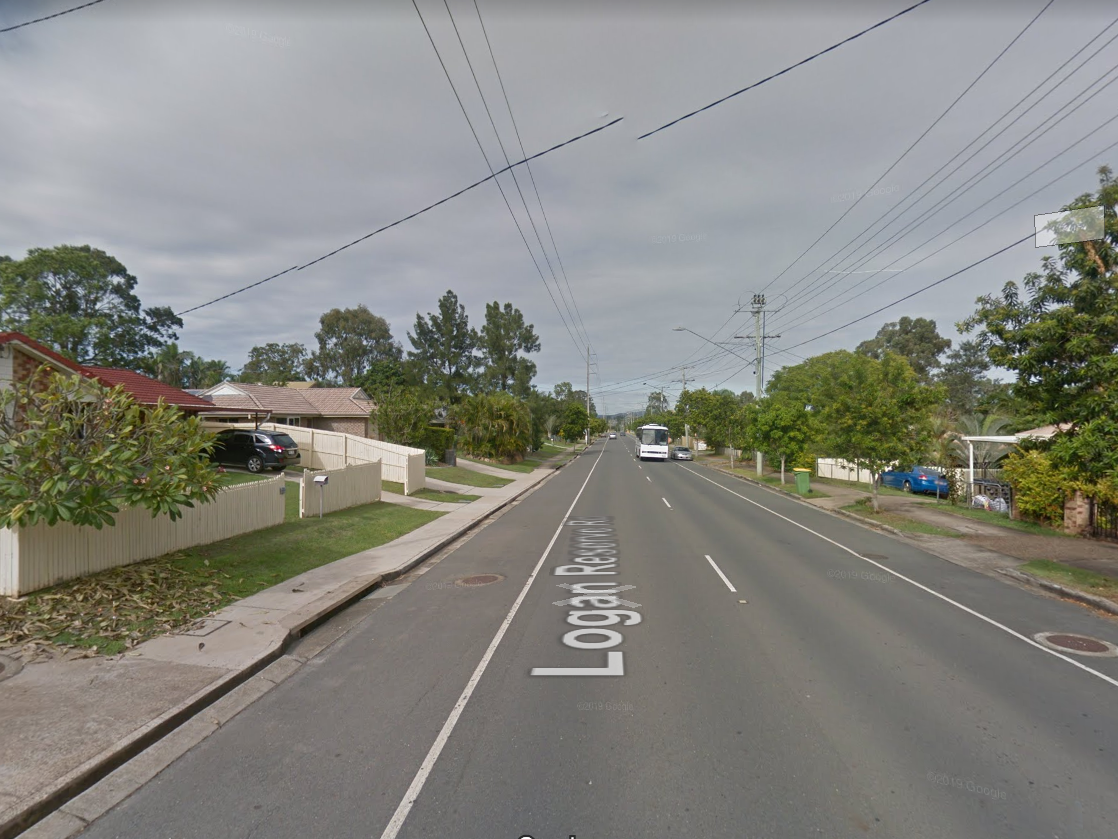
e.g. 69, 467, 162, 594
762, 0, 1055, 300
413, 0, 584, 356
175, 116, 622, 317
0, 0, 107, 34
472, 0, 593, 349
637, 0, 934, 141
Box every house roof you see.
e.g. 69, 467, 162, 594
0, 332, 84, 374
82, 366, 230, 413
198, 381, 373, 417
284, 381, 318, 389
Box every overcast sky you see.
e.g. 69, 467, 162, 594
3, 0, 1116, 414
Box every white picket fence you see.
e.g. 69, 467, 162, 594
235, 423, 425, 495
300, 461, 382, 518
0, 476, 286, 597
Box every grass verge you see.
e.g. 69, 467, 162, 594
932, 505, 1073, 537
814, 475, 917, 498
382, 480, 479, 503
426, 465, 513, 488
841, 503, 961, 537
458, 455, 534, 474
1020, 559, 1118, 601
0, 498, 443, 660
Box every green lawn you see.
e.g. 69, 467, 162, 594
1021, 560, 1118, 601
932, 505, 1073, 537
458, 443, 573, 473
0, 495, 443, 657
459, 455, 534, 474
814, 475, 916, 498
382, 479, 479, 503
756, 474, 832, 498
426, 465, 513, 488
215, 471, 275, 486
841, 503, 961, 537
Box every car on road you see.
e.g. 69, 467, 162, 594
670, 446, 693, 461
208, 429, 301, 473
609, 432, 617, 439
878, 465, 948, 495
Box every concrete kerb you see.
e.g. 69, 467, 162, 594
997, 568, 1118, 617
5, 460, 569, 839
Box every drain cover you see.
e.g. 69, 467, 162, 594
0, 655, 23, 683
456, 574, 503, 587
1034, 632, 1118, 657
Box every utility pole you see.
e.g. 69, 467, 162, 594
752, 294, 765, 475
585, 344, 591, 447
681, 366, 688, 448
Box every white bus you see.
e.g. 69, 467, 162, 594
635, 424, 670, 461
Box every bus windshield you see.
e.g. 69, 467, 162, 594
640, 428, 669, 446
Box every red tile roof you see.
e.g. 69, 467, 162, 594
82, 366, 231, 412
0, 332, 84, 373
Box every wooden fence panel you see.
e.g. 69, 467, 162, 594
0, 477, 286, 596
300, 462, 382, 517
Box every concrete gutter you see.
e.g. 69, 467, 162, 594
4, 454, 580, 839
997, 568, 1118, 617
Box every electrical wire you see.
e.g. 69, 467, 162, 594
175, 116, 622, 317
0, 0, 107, 33
761, 0, 1055, 300
472, 0, 593, 349
637, 0, 935, 141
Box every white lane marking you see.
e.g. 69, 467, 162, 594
646, 476, 651, 482
677, 464, 1118, 690
662, 497, 671, 509
705, 554, 737, 592
378, 444, 608, 839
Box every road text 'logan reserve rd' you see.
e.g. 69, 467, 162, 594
531, 517, 640, 677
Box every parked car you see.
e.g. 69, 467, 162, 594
878, 466, 948, 495
209, 429, 301, 473
670, 446, 693, 461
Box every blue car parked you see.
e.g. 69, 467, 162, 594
878, 466, 949, 496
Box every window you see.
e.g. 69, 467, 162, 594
284, 417, 301, 426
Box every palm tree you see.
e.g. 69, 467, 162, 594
951, 413, 1016, 478
140, 343, 191, 387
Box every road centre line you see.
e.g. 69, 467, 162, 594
676, 463, 1118, 690
378, 443, 608, 839
662, 498, 671, 509
704, 554, 737, 592
646, 476, 651, 482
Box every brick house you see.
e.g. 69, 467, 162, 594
196, 381, 376, 437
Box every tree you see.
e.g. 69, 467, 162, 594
139, 344, 229, 389
453, 392, 532, 461
353, 358, 407, 400
408, 290, 479, 404
308, 305, 402, 386
856, 316, 951, 384
239, 343, 310, 386
558, 403, 590, 442
749, 397, 815, 483
935, 339, 999, 418
814, 351, 944, 511
645, 390, 670, 415
676, 388, 738, 449
479, 302, 540, 397
0, 370, 221, 529
0, 245, 182, 366
949, 413, 1016, 476
960, 165, 1118, 486
553, 381, 596, 415
185, 357, 231, 389
370, 386, 437, 447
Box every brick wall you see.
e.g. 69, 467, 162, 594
312, 417, 369, 438
1064, 490, 1091, 535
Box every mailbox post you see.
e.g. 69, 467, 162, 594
313, 474, 328, 518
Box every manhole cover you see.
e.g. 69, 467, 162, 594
0, 655, 23, 682
456, 574, 504, 587
1034, 632, 1118, 657
861, 553, 889, 560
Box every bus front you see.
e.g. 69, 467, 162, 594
637, 424, 670, 461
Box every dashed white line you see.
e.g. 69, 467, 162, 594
704, 555, 737, 592
377, 444, 608, 838
676, 463, 1118, 691
646, 476, 651, 482
662, 497, 671, 509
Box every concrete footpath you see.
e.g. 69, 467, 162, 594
0, 453, 577, 839
700, 457, 1118, 615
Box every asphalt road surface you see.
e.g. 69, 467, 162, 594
75, 437, 1118, 838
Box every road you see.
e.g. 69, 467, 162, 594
74, 437, 1118, 838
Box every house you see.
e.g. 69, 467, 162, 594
81, 366, 233, 414
197, 381, 376, 437
0, 331, 85, 387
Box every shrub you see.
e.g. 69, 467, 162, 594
417, 425, 456, 454
1002, 449, 1066, 526
453, 392, 531, 461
